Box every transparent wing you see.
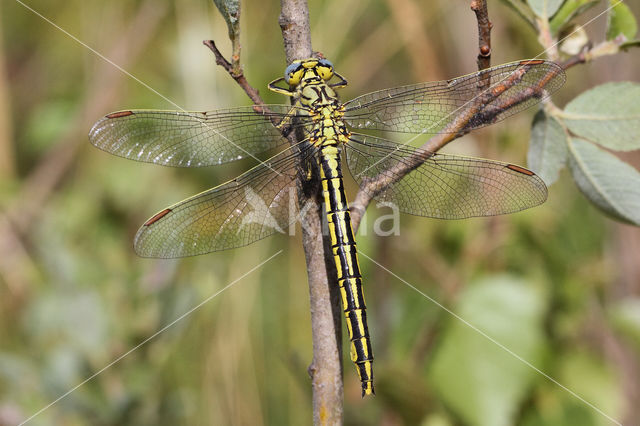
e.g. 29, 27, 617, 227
345, 133, 547, 219
343, 60, 565, 134
134, 143, 317, 258
89, 105, 311, 167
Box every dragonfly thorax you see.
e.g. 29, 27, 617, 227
299, 83, 340, 108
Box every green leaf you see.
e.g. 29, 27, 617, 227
213, 0, 240, 40
527, 0, 565, 18
429, 276, 546, 426
550, 0, 599, 35
528, 110, 568, 185
606, 0, 638, 41
568, 138, 640, 225
562, 82, 640, 151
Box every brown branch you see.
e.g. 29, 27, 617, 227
278, 0, 313, 62
203, 40, 264, 105
471, 0, 492, 72
560, 51, 587, 69
277, 1, 344, 423
559, 35, 633, 71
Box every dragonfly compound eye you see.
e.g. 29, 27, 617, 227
317, 59, 334, 81
284, 62, 304, 86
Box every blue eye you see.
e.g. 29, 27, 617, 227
284, 63, 301, 83
318, 59, 333, 68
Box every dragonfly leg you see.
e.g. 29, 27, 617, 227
329, 72, 348, 89
268, 76, 296, 96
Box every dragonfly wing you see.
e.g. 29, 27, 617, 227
134, 143, 317, 258
89, 105, 309, 167
345, 133, 547, 219
343, 60, 565, 134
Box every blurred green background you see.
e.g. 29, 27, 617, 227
1, 0, 639, 425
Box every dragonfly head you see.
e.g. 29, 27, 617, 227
284, 58, 334, 87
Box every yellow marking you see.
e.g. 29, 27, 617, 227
302, 59, 319, 69
340, 216, 351, 237
323, 145, 339, 157
323, 127, 336, 138
346, 319, 354, 341
359, 337, 368, 354
353, 310, 364, 336
331, 184, 344, 210
350, 283, 360, 309
351, 280, 361, 308
364, 384, 373, 396
333, 254, 343, 277
350, 343, 358, 362
328, 221, 338, 245
339, 282, 348, 310
330, 177, 342, 190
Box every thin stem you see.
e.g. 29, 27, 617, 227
278, 0, 312, 61
471, 0, 492, 72
278, 1, 344, 423
203, 40, 263, 105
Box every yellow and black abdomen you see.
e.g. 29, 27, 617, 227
319, 141, 374, 396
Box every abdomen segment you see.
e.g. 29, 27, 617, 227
319, 143, 374, 397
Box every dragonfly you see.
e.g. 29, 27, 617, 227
89, 58, 565, 396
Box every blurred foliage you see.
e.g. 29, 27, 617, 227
1, 0, 640, 425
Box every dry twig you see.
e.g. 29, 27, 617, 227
471, 0, 492, 72
203, 40, 263, 105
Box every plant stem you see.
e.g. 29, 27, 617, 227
278, 1, 344, 424
471, 0, 492, 72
